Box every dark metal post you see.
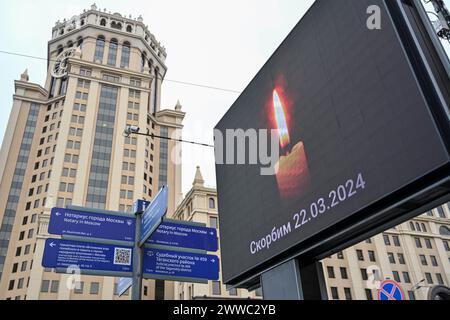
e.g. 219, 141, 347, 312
261, 259, 328, 300
131, 212, 143, 300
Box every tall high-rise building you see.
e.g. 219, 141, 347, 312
0, 4, 185, 300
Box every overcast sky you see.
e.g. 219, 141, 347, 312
0, 0, 448, 196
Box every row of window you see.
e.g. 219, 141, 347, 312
331, 286, 417, 301
102, 73, 121, 82
8, 275, 31, 291
419, 254, 440, 267
127, 112, 139, 122
94, 36, 131, 69
414, 237, 433, 249
37, 145, 56, 158
34, 157, 54, 170
67, 140, 81, 150
330, 287, 353, 300
40, 280, 100, 295
120, 189, 134, 200
77, 79, 90, 89
25, 198, 47, 211
28, 184, 49, 197
356, 249, 376, 262
99, 18, 134, 33
71, 115, 85, 125
410, 221, 428, 232
98, 18, 162, 57
121, 176, 134, 185
383, 234, 401, 246
11, 260, 29, 273
31, 171, 52, 183
123, 149, 137, 158
69, 127, 83, 137
387, 252, 406, 264
327, 266, 349, 280
64, 153, 79, 164
42, 122, 61, 133
209, 281, 262, 297
14, 243, 35, 258
59, 182, 75, 193
79, 68, 142, 89
62, 167, 77, 178
39, 133, 57, 145
17, 229, 34, 241
56, 197, 72, 208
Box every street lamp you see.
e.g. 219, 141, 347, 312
123, 125, 140, 138
412, 279, 426, 291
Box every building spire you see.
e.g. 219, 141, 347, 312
192, 166, 204, 187
20, 69, 29, 82
175, 100, 182, 111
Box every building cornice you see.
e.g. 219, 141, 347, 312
156, 109, 186, 120
147, 111, 184, 129
14, 80, 48, 97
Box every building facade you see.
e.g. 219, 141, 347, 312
0, 4, 185, 300
322, 205, 450, 300
172, 167, 262, 300
174, 170, 450, 300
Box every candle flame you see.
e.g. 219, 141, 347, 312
273, 89, 290, 148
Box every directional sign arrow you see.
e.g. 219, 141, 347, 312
140, 186, 168, 245
42, 238, 133, 275
48, 207, 135, 242
143, 248, 219, 281
146, 221, 218, 252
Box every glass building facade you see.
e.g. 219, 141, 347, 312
0, 104, 40, 280
85, 85, 118, 209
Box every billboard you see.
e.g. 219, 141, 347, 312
215, 0, 450, 286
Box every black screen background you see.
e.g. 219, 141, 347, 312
215, 0, 449, 283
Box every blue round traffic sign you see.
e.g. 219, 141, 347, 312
378, 280, 405, 301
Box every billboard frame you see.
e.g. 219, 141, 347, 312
217, 0, 450, 289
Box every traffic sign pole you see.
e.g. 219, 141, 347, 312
131, 210, 143, 301
42, 185, 220, 301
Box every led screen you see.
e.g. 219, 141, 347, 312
215, 0, 450, 284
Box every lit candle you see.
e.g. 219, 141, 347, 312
273, 89, 310, 199
273, 89, 290, 150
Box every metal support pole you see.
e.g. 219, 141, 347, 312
131, 212, 143, 300
261, 259, 328, 300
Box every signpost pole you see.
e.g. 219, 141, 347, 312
131, 211, 143, 300
261, 259, 328, 300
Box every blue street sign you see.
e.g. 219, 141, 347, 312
48, 207, 135, 242
117, 277, 132, 296
147, 222, 218, 252
140, 186, 168, 244
133, 200, 151, 214
378, 280, 405, 301
143, 248, 219, 281
42, 238, 133, 274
